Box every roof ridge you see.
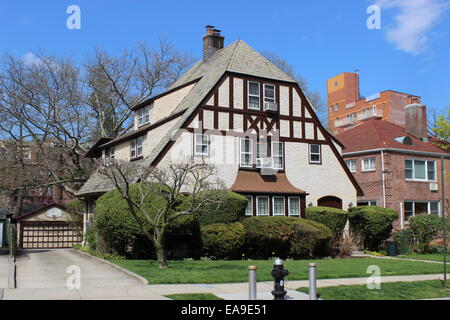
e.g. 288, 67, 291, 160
372, 120, 388, 148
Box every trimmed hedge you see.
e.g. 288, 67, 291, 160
305, 206, 348, 237
201, 222, 245, 259
95, 184, 197, 256
348, 206, 398, 250
241, 216, 332, 258
195, 191, 248, 226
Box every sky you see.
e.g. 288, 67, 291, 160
1, 0, 449, 114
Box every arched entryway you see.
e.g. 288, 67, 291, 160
318, 196, 343, 209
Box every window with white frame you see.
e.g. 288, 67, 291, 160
404, 201, 440, 220
105, 147, 115, 159
288, 197, 300, 217
256, 141, 269, 168
130, 136, 144, 159
194, 134, 209, 156
309, 144, 321, 164
263, 84, 275, 103
248, 81, 260, 110
362, 157, 376, 171
345, 159, 356, 173
240, 137, 253, 168
405, 159, 436, 181
272, 196, 285, 216
256, 196, 269, 216
245, 196, 253, 216
272, 141, 284, 169
357, 201, 377, 206
137, 106, 150, 127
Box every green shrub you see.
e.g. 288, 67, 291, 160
241, 216, 332, 258
94, 184, 197, 256
305, 206, 348, 237
201, 222, 245, 259
393, 229, 411, 254
408, 214, 447, 253
349, 206, 398, 250
195, 191, 248, 226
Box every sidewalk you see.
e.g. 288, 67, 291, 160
146, 273, 449, 300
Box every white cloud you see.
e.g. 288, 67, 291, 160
376, 0, 448, 55
22, 52, 42, 66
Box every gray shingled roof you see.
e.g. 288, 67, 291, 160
77, 40, 296, 197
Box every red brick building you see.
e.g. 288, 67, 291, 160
327, 72, 421, 135
336, 104, 449, 227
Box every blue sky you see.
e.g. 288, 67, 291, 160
1, 0, 449, 113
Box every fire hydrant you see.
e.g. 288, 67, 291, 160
271, 258, 289, 300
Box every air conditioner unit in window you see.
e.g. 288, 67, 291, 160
430, 183, 438, 192
256, 157, 272, 169
263, 101, 278, 112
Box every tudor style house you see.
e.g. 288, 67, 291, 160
77, 27, 361, 224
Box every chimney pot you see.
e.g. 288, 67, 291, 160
203, 25, 224, 61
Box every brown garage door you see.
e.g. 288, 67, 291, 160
20, 221, 82, 249
318, 196, 343, 209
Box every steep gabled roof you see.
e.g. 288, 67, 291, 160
76, 41, 298, 197
336, 119, 449, 155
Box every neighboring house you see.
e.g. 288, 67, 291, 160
327, 72, 421, 135
336, 104, 450, 227
77, 27, 362, 226
15, 203, 82, 249
0, 139, 73, 215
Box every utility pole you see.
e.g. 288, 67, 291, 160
441, 155, 447, 289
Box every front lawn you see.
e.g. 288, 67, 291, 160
298, 280, 450, 300
113, 258, 446, 284
397, 253, 449, 262
165, 293, 223, 300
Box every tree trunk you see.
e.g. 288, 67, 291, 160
154, 232, 168, 269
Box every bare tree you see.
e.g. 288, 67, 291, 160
261, 51, 327, 126
98, 160, 226, 269
85, 38, 194, 139
0, 38, 194, 216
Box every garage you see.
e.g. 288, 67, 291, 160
18, 204, 82, 249
317, 196, 343, 209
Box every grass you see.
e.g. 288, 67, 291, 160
397, 253, 449, 262
298, 280, 450, 300
165, 293, 223, 300
112, 257, 447, 284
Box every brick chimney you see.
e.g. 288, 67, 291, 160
203, 25, 224, 61
404, 103, 428, 140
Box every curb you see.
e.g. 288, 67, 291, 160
8, 256, 16, 289
70, 249, 149, 285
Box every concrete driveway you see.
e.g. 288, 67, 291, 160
1, 249, 168, 300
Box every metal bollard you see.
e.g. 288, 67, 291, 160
309, 263, 317, 300
248, 265, 257, 300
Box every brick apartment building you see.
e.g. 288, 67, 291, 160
327, 72, 421, 135
336, 104, 449, 227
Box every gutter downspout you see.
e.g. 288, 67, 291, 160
381, 150, 386, 208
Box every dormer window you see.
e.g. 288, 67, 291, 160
137, 106, 150, 127
130, 136, 144, 159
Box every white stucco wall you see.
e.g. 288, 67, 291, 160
285, 142, 356, 210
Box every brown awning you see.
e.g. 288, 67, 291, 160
230, 171, 307, 195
